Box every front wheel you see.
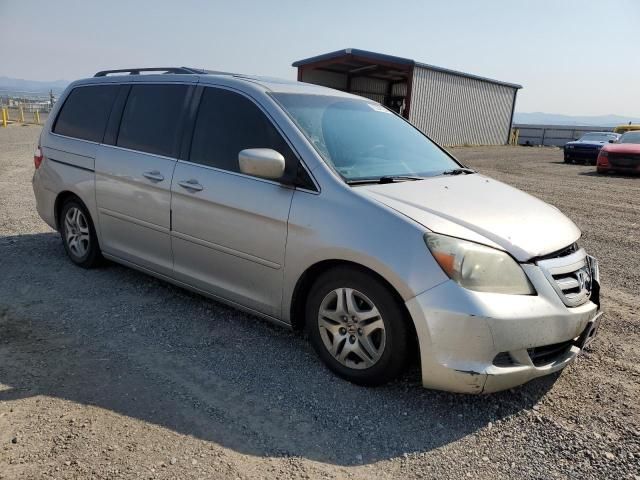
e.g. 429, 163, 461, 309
305, 267, 410, 386
60, 199, 103, 268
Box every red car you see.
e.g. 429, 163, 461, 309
597, 131, 640, 174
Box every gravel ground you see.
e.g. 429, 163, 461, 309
1, 125, 638, 479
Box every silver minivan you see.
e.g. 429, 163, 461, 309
32, 67, 602, 393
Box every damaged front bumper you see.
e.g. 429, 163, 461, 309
405, 254, 601, 394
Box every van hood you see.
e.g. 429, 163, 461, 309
359, 174, 580, 262
565, 140, 608, 148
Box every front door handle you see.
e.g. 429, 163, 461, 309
178, 179, 204, 192
143, 170, 164, 182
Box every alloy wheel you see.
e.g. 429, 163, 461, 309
317, 288, 386, 369
64, 207, 90, 258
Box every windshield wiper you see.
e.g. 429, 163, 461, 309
346, 175, 423, 185
378, 175, 423, 184
441, 167, 476, 176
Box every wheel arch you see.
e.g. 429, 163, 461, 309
289, 260, 418, 351
54, 190, 92, 231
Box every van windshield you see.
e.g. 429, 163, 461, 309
271, 93, 460, 182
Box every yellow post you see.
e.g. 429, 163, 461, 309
509, 128, 520, 145
19, 105, 25, 123
1, 108, 7, 127
35, 110, 41, 125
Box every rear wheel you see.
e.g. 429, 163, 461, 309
60, 199, 103, 268
305, 267, 409, 386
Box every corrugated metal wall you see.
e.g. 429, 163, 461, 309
392, 82, 407, 97
409, 66, 517, 146
300, 70, 347, 90
300, 70, 408, 108
350, 77, 387, 103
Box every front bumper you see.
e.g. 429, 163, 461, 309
406, 257, 601, 394
598, 158, 640, 174
564, 148, 600, 162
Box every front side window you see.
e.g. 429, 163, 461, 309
190, 87, 297, 179
117, 84, 189, 157
271, 93, 460, 182
53, 85, 119, 142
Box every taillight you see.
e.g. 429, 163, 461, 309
34, 146, 43, 169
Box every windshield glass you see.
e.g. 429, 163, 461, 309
620, 131, 640, 144
272, 93, 459, 181
580, 133, 617, 142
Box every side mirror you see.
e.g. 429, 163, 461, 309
238, 148, 285, 180
608, 139, 615, 143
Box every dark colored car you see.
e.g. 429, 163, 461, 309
597, 131, 640, 174
564, 132, 620, 165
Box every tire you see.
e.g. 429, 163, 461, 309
564, 156, 572, 164
305, 267, 409, 386
59, 198, 103, 268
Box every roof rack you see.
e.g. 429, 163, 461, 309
94, 67, 207, 77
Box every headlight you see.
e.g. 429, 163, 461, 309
424, 233, 535, 295
566, 145, 574, 149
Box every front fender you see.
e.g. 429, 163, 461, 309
281, 188, 448, 324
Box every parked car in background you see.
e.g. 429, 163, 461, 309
564, 132, 620, 165
612, 124, 640, 135
32, 67, 602, 393
597, 131, 640, 174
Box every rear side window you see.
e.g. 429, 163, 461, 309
117, 84, 189, 157
53, 85, 119, 142
190, 87, 297, 178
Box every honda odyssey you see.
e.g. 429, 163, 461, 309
32, 67, 602, 393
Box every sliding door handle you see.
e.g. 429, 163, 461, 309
142, 170, 164, 182
178, 179, 204, 192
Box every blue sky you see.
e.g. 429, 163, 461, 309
1, 0, 638, 116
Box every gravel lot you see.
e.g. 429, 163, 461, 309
1, 125, 639, 479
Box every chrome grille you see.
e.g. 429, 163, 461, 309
537, 248, 598, 307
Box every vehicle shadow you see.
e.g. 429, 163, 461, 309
0, 232, 558, 466
579, 170, 639, 178
548, 161, 593, 166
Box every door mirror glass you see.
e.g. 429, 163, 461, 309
238, 148, 285, 180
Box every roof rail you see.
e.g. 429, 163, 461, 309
94, 67, 207, 77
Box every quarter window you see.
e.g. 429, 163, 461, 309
190, 87, 296, 178
117, 84, 189, 157
53, 85, 119, 142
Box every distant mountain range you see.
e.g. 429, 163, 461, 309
0, 76, 70, 97
514, 112, 640, 127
